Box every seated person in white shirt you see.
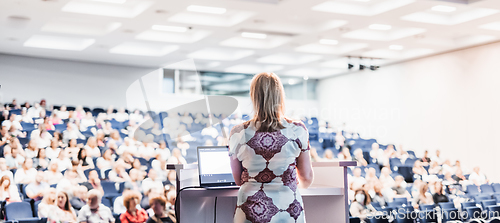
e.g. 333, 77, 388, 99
14, 158, 37, 184
0, 158, 14, 181
25, 171, 49, 201
469, 166, 488, 186
114, 108, 129, 122
77, 189, 114, 223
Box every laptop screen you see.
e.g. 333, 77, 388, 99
197, 146, 237, 187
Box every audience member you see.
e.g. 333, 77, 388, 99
120, 190, 148, 223
77, 189, 114, 223
71, 185, 88, 211
25, 171, 49, 201
0, 175, 20, 203
34, 147, 50, 170
432, 181, 449, 204
14, 158, 37, 184
413, 183, 433, 209
47, 191, 77, 222
349, 189, 376, 221
146, 196, 174, 223
44, 161, 64, 185
38, 188, 57, 218
469, 166, 488, 186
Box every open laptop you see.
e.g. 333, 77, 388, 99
197, 146, 239, 189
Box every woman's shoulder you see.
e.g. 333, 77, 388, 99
283, 117, 307, 131
229, 121, 251, 136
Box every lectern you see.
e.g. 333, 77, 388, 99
167, 160, 356, 223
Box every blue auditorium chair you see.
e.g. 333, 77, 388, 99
393, 197, 407, 204
438, 202, 455, 209
101, 181, 119, 195
492, 184, 500, 193
486, 205, 500, 220
481, 184, 495, 195
465, 206, 485, 222
349, 217, 360, 223
403, 158, 417, 167
419, 204, 435, 211
418, 209, 437, 223
387, 201, 404, 208
4, 201, 38, 221
467, 185, 481, 196
475, 195, 492, 203
461, 201, 477, 211
368, 214, 390, 223
389, 158, 402, 171
481, 200, 497, 210
397, 166, 413, 183
441, 208, 460, 222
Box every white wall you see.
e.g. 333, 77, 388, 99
0, 54, 157, 108
318, 41, 500, 181
0, 54, 318, 117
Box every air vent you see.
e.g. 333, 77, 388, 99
432, 0, 485, 4
8, 15, 30, 21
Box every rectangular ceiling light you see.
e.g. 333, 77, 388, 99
91, 0, 127, 4
431, 5, 457, 12
319, 38, 338, 45
152, 25, 188, 32
23, 35, 95, 51
62, 0, 153, 18
369, 24, 392, 30
389, 45, 404, 50
110, 42, 179, 56
187, 5, 226, 14
241, 32, 267, 39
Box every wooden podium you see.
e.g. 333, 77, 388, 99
168, 160, 356, 223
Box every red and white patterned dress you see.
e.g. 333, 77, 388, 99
229, 118, 310, 223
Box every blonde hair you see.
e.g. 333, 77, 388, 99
250, 72, 286, 132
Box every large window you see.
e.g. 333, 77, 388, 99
163, 69, 317, 100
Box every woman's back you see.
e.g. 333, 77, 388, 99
229, 118, 310, 223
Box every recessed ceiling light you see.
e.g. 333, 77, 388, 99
303, 76, 309, 80
152, 25, 188, 32
431, 5, 456, 13
110, 42, 179, 56
23, 35, 95, 51
369, 24, 392, 30
319, 39, 338, 45
91, 0, 126, 4
241, 32, 267, 39
186, 5, 226, 14
389, 45, 404, 50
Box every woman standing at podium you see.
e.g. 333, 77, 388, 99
229, 72, 314, 223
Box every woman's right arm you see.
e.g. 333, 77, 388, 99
296, 150, 313, 189
230, 156, 243, 186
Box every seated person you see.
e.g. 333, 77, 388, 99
432, 181, 449, 204
120, 190, 148, 223
349, 189, 376, 222
146, 196, 174, 223
14, 158, 37, 184
47, 191, 77, 222
413, 183, 433, 209
25, 171, 49, 201
391, 175, 411, 199
70, 185, 88, 211
0, 175, 20, 203
77, 189, 114, 223
38, 188, 57, 218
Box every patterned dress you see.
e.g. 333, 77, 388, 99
229, 118, 310, 223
